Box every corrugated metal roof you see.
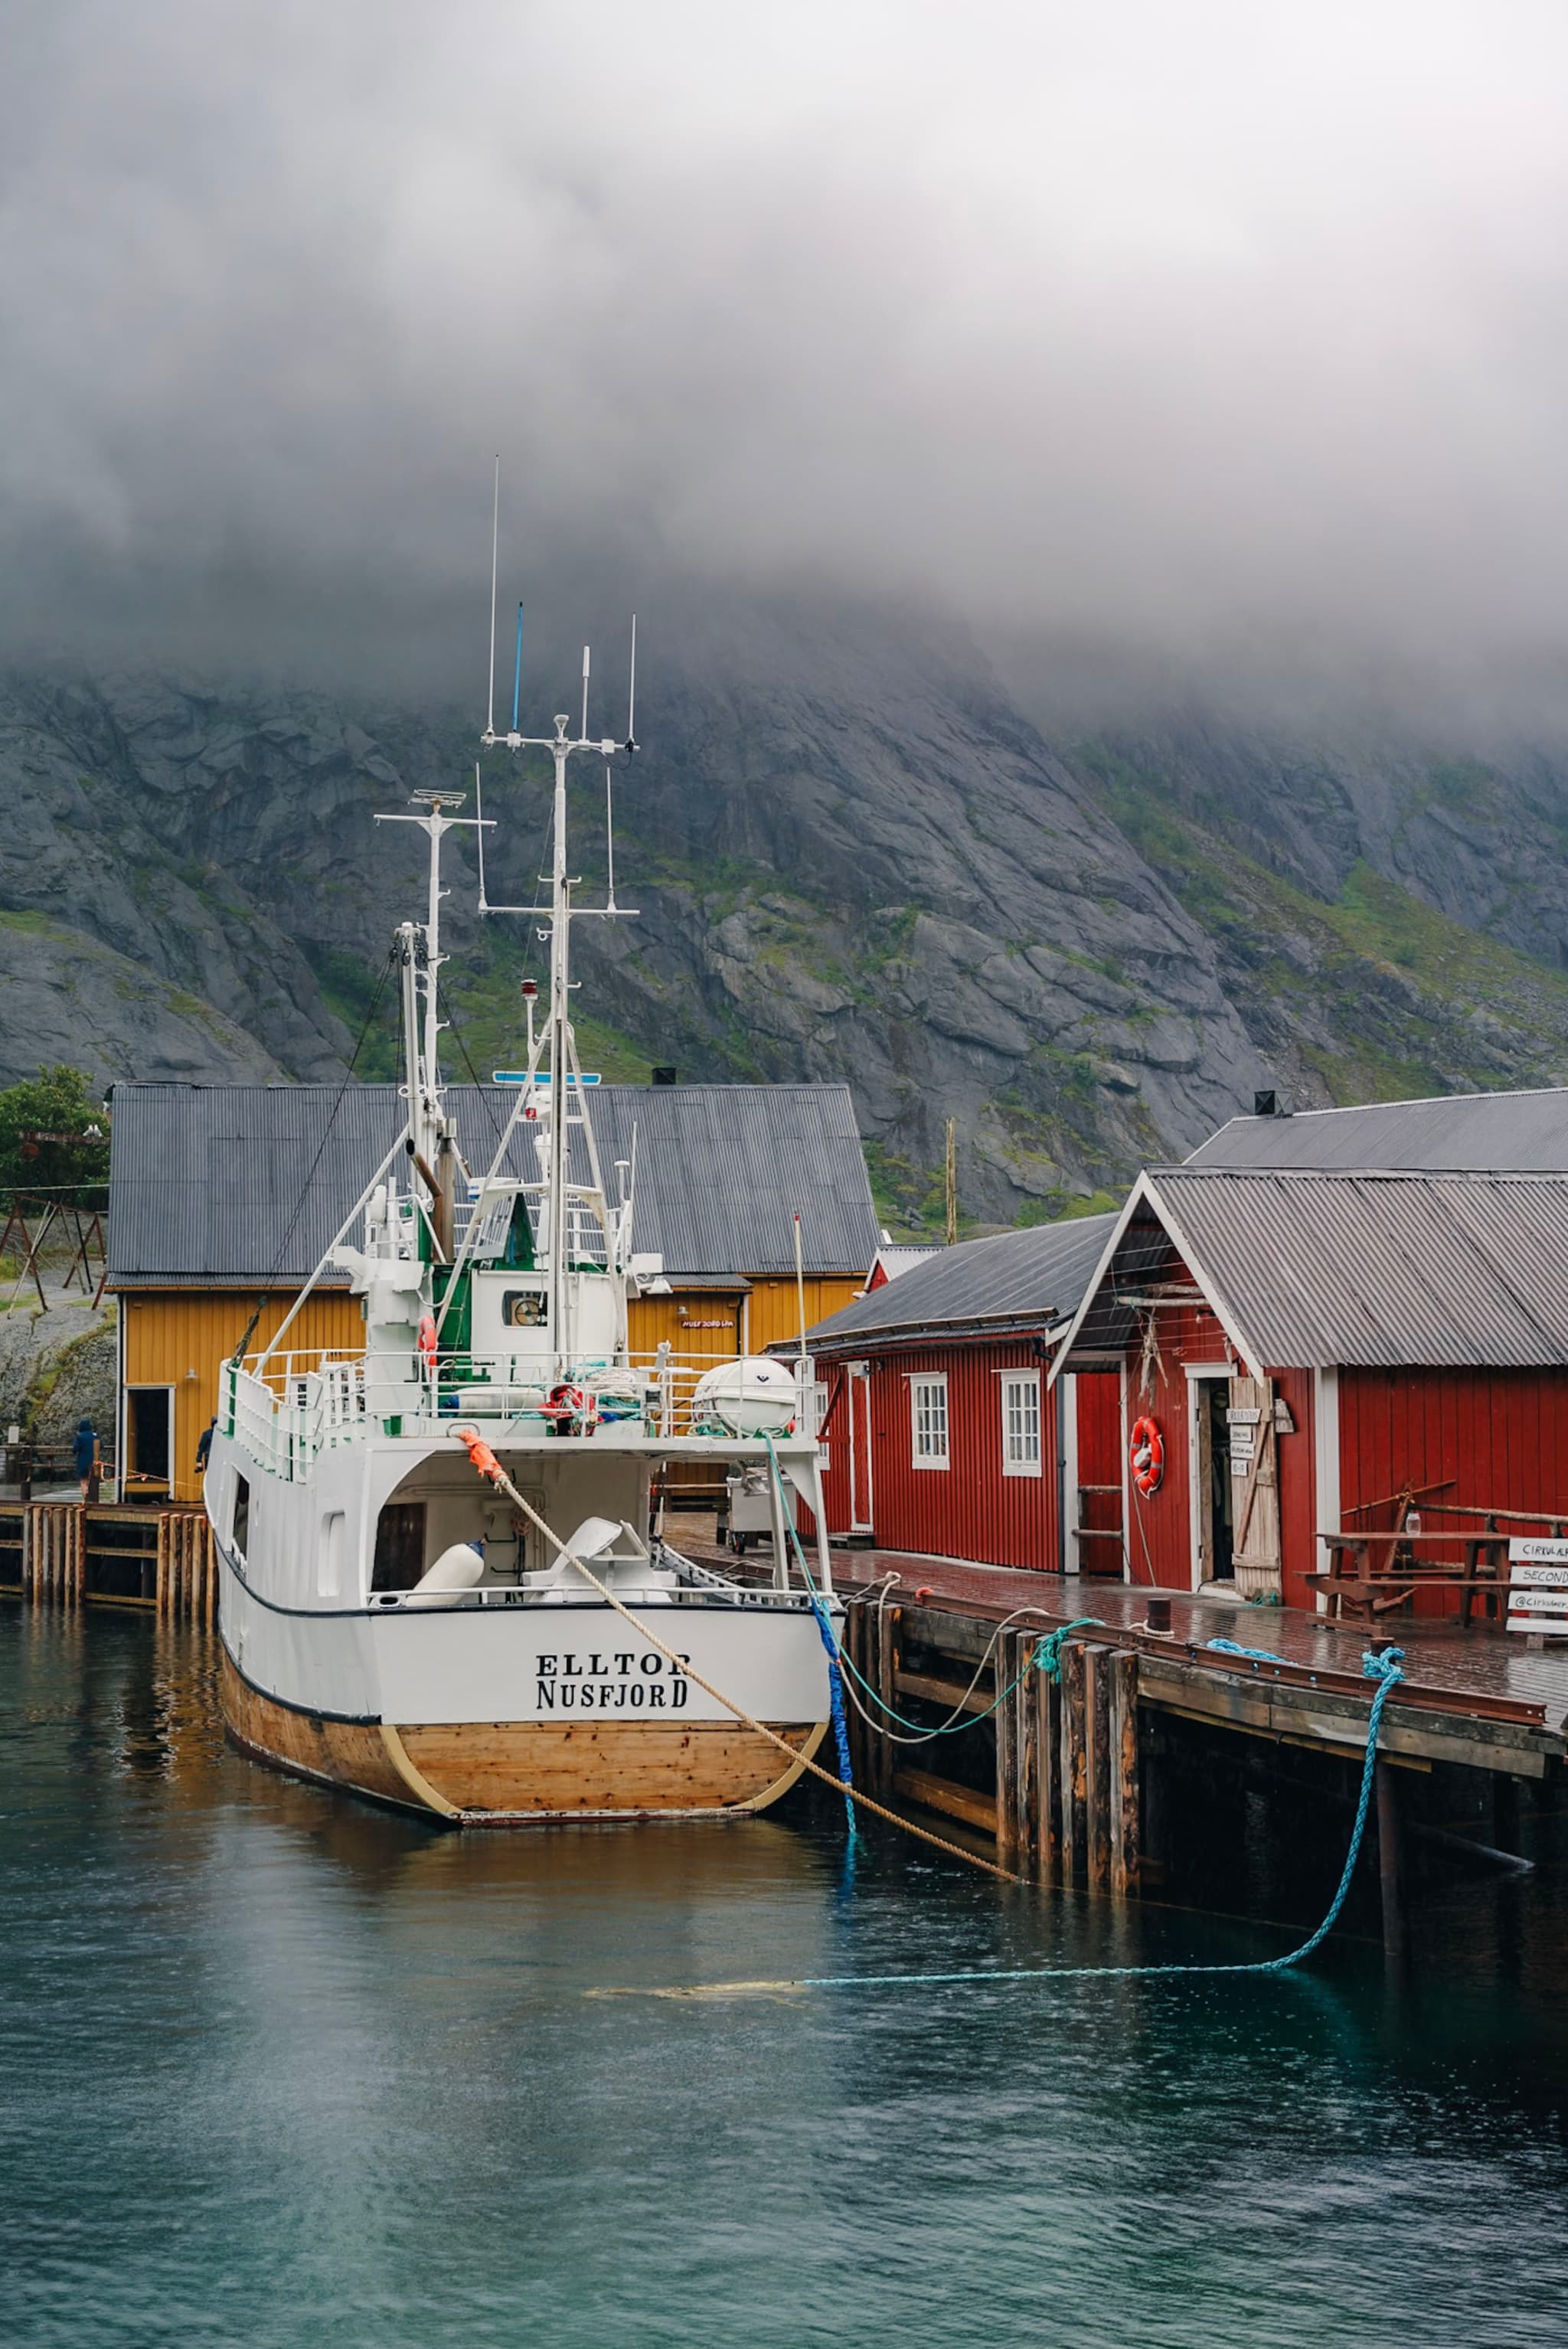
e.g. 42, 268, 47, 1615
872, 1246, 942, 1281
1189, 1086, 1568, 1172
1063, 1168, 1568, 1371
107, 1081, 878, 1286
797, 1212, 1119, 1352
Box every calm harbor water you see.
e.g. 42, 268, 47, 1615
3, 1609, 1566, 2348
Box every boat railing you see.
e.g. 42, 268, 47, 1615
222, 1344, 802, 1478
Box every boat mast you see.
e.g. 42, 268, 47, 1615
481, 637, 637, 1380
377, 789, 484, 1257
547, 716, 572, 1361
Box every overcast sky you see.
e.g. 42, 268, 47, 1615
5, 2, 1568, 709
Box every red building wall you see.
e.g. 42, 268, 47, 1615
816, 1341, 1060, 1570
1338, 1366, 1568, 1615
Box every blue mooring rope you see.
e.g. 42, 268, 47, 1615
753, 1433, 1403, 1986
793, 1645, 1406, 1988
762, 1434, 857, 1843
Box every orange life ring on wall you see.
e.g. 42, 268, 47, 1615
417, 1312, 439, 1372
1130, 1414, 1165, 1497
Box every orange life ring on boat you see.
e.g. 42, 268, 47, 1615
1130, 1414, 1165, 1497
417, 1312, 439, 1372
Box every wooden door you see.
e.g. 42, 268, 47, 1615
1229, 1375, 1282, 1599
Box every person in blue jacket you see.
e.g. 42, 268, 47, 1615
74, 1417, 99, 1499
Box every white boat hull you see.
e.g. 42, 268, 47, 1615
217, 1538, 833, 1823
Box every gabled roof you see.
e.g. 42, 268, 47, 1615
107, 1081, 878, 1288
1189, 1085, 1568, 1172
792, 1211, 1118, 1353
1054, 1167, 1568, 1376
867, 1245, 941, 1288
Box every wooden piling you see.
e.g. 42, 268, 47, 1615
1061, 1642, 1088, 1886
1035, 1658, 1063, 1883
1109, 1649, 1141, 1898
874, 1605, 902, 1798
995, 1628, 1019, 1862
1086, 1644, 1113, 1893
1017, 1635, 1040, 1870
1376, 1759, 1407, 1965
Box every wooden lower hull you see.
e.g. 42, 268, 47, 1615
220, 1649, 826, 1824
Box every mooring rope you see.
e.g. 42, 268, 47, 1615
732, 1645, 1409, 1992
450, 1429, 1014, 1881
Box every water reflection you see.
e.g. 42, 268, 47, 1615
2, 1608, 1566, 2349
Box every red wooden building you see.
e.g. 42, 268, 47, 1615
1052, 1164, 1568, 1609
788, 1214, 1120, 1572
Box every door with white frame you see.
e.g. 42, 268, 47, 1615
1187, 1366, 1236, 1586
847, 1363, 874, 1537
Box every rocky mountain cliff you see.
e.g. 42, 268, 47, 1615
4, 600, 1568, 1230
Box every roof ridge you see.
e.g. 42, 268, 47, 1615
1156, 1165, 1568, 1185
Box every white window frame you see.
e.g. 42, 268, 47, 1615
910, 1374, 949, 1469
812, 1380, 831, 1468
1000, 1371, 1042, 1477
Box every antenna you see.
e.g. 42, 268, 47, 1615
486, 456, 500, 739
580, 645, 590, 742
605, 761, 616, 911
626, 613, 638, 751
473, 761, 488, 910
511, 603, 524, 735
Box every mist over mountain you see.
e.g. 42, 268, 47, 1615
8, 592, 1568, 1232
6, 7, 1568, 1226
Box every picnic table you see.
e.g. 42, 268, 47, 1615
1311, 1499, 1568, 1625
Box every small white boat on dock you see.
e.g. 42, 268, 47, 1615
205, 633, 837, 1823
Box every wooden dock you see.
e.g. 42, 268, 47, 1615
692, 1531, 1567, 1952
0, 1502, 215, 1622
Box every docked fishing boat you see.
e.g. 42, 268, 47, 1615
204, 648, 838, 1823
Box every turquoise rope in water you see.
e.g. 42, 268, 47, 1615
791, 1645, 1407, 1988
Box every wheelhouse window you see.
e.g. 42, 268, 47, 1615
910, 1374, 949, 1469
1001, 1373, 1041, 1476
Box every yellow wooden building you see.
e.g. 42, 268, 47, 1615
109, 1080, 880, 1504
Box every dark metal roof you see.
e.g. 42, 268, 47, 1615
1060, 1168, 1568, 1373
1189, 1086, 1568, 1172
793, 1211, 1119, 1353
107, 1082, 878, 1287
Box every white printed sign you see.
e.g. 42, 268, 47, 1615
1508, 1539, 1568, 1630
1505, 1586, 1568, 1614
1227, 1408, 1262, 1426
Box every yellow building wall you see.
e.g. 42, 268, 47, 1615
119, 1289, 363, 1504
624, 1276, 863, 1364
743, 1276, 863, 1354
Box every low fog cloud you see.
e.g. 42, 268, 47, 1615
4, 1, 1568, 709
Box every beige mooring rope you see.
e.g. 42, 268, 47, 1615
451, 1428, 1014, 1883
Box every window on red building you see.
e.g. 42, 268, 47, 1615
910, 1374, 949, 1468
1000, 1372, 1041, 1475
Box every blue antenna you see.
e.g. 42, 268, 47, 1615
511, 603, 524, 734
